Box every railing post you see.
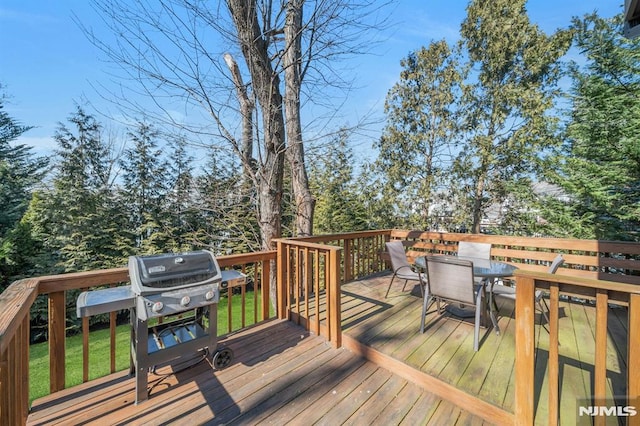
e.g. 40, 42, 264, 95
328, 247, 342, 348
629, 293, 640, 426
594, 289, 609, 426
514, 275, 536, 425
49, 290, 66, 393
548, 284, 560, 426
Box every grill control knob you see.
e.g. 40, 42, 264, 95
152, 301, 164, 313
180, 296, 191, 307
205, 290, 215, 301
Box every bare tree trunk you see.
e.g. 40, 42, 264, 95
223, 53, 254, 176
284, 0, 315, 237
227, 0, 285, 252
472, 172, 486, 233
227, 0, 286, 309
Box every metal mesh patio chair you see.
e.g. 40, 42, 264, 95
457, 241, 492, 260
420, 255, 485, 351
458, 241, 492, 288
385, 241, 425, 298
491, 254, 565, 327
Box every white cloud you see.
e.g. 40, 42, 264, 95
13, 135, 56, 155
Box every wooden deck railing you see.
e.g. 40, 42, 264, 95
390, 229, 640, 284
289, 230, 391, 282
513, 271, 640, 426
0, 250, 276, 426
276, 239, 342, 348
3, 229, 640, 425
275, 230, 392, 348
216, 251, 276, 332
390, 230, 640, 425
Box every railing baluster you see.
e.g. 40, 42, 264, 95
17, 318, 27, 425
314, 249, 320, 335
227, 281, 233, 333
21, 318, 29, 425
82, 315, 89, 382
276, 241, 287, 320
344, 239, 352, 282
294, 247, 300, 324
240, 265, 246, 329
261, 259, 270, 320
1, 344, 7, 424
304, 247, 310, 323
110, 311, 117, 373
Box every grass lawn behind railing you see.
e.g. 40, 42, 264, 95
28, 291, 267, 404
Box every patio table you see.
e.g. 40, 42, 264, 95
414, 255, 518, 334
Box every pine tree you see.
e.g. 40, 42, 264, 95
310, 129, 367, 233
455, 0, 572, 233
164, 136, 199, 251
0, 88, 48, 288
375, 40, 461, 230
44, 107, 124, 271
119, 121, 170, 253
21, 107, 125, 336
195, 147, 260, 254
542, 13, 640, 241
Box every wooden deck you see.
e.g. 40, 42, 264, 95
343, 273, 629, 425
27, 318, 488, 425
26, 272, 628, 425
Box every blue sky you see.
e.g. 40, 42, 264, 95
0, 1, 623, 157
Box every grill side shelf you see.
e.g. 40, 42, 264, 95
220, 270, 246, 289
77, 286, 136, 318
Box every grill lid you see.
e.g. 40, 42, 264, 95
130, 250, 220, 292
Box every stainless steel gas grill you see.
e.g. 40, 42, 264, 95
77, 250, 245, 404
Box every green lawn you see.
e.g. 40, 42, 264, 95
29, 291, 271, 404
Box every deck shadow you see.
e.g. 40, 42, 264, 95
340, 289, 394, 330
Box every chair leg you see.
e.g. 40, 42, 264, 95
473, 289, 483, 352
420, 290, 433, 333
487, 289, 500, 335
538, 297, 551, 330
417, 276, 425, 298
385, 274, 397, 298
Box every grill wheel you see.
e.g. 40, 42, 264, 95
213, 347, 234, 369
